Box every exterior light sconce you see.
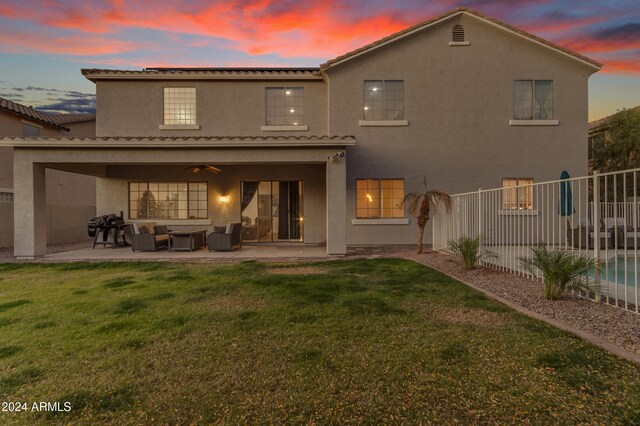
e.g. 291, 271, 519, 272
328, 151, 345, 162
220, 195, 228, 204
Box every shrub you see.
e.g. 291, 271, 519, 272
448, 236, 497, 270
518, 245, 600, 300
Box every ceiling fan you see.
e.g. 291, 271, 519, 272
184, 164, 222, 174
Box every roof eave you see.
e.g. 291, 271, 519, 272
321, 9, 602, 72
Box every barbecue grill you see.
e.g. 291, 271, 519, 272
88, 212, 129, 248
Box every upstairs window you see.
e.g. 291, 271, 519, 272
22, 123, 40, 136
356, 179, 405, 218
163, 87, 196, 125
265, 87, 304, 126
514, 80, 553, 120
452, 25, 465, 42
502, 178, 533, 210
363, 80, 404, 121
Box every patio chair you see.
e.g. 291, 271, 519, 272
124, 222, 169, 252
603, 217, 640, 249
208, 222, 242, 251
567, 218, 612, 249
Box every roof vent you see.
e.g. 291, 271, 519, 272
452, 25, 465, 42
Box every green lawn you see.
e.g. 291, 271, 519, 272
0, 259, 639, 424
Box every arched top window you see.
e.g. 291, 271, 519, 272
452, 25, 465, 42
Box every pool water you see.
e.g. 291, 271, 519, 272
597, 256, 640, 286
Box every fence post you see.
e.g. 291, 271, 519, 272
478, 188, 482, 266
593, 170, 601, 302
477, 188, 482, 238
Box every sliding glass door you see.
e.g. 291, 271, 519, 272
241, 181, 303, 242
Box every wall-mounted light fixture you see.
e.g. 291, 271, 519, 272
328, 151, 345, 162
220, 195, 228, 204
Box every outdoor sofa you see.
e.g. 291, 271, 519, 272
124, 222, 170, 251
208, 222, 242, 251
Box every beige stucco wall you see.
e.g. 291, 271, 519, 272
324, 13, 595, 245
0, 111, 97, 247
96, 80, 327, 137
96, 164, 327, 244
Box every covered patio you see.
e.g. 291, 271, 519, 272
1, 135, 354, 259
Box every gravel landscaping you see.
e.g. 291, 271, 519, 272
371, 246, 640, 358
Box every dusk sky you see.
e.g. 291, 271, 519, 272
0, 0, 638, 121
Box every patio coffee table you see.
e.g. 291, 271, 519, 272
168, 229, 208, 252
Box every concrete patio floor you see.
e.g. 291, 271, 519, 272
44, 243, 328, 261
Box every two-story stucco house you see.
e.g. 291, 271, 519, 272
0, 97, 96, 247
0, 8, 601, 258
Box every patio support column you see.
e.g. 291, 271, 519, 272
326, 153, 347, 255
13, 154, 47, 258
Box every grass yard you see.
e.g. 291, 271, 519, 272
0, 258, 640, 424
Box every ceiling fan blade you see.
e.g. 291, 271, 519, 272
205, 165, 222, 174
191, 166, 202, 173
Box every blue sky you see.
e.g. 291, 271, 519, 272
0, 0, 638, 120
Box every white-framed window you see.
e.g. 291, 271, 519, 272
514, 80, 553, 120
266, 87, 304, 126
356, 179, 405, 218
502, 178, 533, 210
0, 192, 13, 203
22, 123, 40, 137
363, 80, 404, 120
129, 182, 207, 220
163, 87, 196, 125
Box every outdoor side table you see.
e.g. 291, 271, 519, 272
168, 229, 207, 252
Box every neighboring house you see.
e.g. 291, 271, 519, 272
0, 7, 601, 258
588, 106, 640, 173
0, 97, 96, 247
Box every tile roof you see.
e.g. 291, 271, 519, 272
320, 7, 602, 70
589, 106, 640, 132
81, 68, 322, 80
0, 135, 356, 148
32, 135, 354, 141
0, 96, 69, 130
47, 113, 96, 125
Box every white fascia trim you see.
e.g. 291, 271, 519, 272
448, 41, 470, 46
509, 120, 559, 126
261, 125, 309, 131
159, 124, 201, 130
128, 219, 212, 226
497, 210, 539, 216
359, 120, 409, 127
352, 218, 409, 225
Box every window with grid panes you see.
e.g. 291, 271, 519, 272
514, 80, 553, 120
502, 178, 533, 210
163, 87, 196, 125
129, 182, 207, 219
363, 80, 404, 120
265, 87, 304, 126
0, 192, 13, 203
356, 179, 405, 218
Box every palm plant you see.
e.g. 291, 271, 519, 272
518, 245, 601, 300
449, 235, 497, 269
402, 178, 451, 254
